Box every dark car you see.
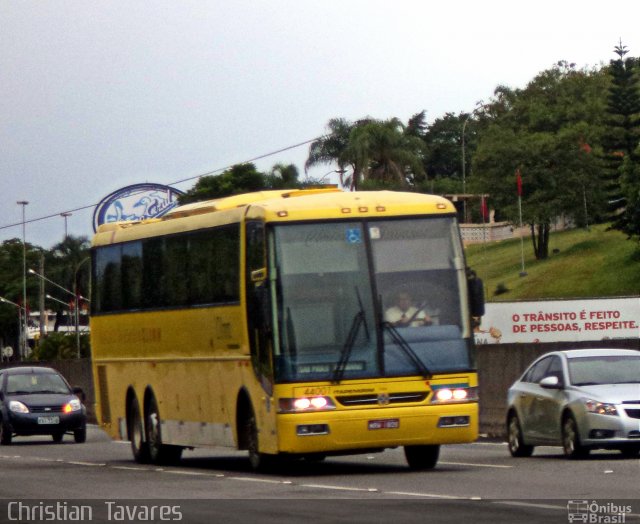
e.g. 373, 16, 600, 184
0, 366, 87, 444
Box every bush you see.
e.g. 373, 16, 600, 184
29, 332, 90, 360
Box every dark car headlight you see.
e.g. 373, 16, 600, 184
63, 399, 82, 413
9, 400, 29, 414
584, 399, 618, 416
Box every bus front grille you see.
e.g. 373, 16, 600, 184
335, 392, 428, 407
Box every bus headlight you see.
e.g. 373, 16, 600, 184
431, 386, 478, 404
278, 396, 336, 413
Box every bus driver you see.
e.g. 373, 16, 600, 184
384, 290, 433, 328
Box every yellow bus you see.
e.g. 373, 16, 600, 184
90, 188, 484, 470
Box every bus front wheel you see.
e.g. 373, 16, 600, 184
145, 395, 183, 465
404, 444, 440, 470
245, 409, 275, 472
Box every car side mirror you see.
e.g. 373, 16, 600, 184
72, 386, 86, 403
539, 376, 561, 389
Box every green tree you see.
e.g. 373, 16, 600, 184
603, 42, 640, 238
48, 235, 91, 302
265, 163, 301, 189
0, 238, 45, 355
179, 163, 267, 204
472, 62, 609, 259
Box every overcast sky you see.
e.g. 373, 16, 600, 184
2, 0, 639, 248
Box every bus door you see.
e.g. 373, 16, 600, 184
244, 221, 277, 443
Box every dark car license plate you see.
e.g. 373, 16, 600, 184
37, 416, 60, 425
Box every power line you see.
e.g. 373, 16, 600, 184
0, 136, 322, 233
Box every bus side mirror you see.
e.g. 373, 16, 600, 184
251, 268, 267, 283
467, 271, 485, 318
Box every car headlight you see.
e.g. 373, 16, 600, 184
9, 400, 29, 414
63, 399, 82, 413
584, 399, 618, 416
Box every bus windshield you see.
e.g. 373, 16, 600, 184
271, 217, 472, 383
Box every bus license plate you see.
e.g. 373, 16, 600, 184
37, 416, 60, 425
368, 419, 399, 430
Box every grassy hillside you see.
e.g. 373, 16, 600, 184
464, 223, 640, 301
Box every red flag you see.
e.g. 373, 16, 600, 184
480, 196, 489, 221
516, 169, 523, 197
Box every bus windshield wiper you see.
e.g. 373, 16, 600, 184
332, 288, 370, 384
382, 322, 432, 379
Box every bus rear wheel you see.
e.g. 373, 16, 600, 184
404, 444, 440, 470
128, 398, 150, 463
145, 395, 183, 465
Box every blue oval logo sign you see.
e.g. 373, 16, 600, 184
93, 183, 184, 232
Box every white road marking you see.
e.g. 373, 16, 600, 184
300, 484, 378, 492
386, 491, 471, 499
440, 461, 512, 469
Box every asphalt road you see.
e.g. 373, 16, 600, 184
0, 426, 638, 523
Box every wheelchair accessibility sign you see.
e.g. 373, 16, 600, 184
345, 228, 362, 244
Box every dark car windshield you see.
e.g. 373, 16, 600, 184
6, 373, 71, 395
568, 355, 640, 386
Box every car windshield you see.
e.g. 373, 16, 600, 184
568, 355, 640, 386
6, 373, 71, 395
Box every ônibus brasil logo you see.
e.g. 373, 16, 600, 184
93, 183, 184, 232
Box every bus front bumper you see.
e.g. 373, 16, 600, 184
276, 403, 478, 454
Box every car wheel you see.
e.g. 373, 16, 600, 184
52, 431, 65, 443
145, 395, 183, 465
404, 445, 440, 470
128, 398, 150, 464
507, 413, 534, 457
74, 423, 87, 444
562, 415, 589, 459
0, 420, 12, 445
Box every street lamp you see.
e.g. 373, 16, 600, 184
60, 212, 72, 239
17, 200, 29, 359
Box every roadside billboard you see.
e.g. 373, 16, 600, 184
93, 183, 184, 232
474, 297, 640, 344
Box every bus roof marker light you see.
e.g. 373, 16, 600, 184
277, 211, 288, 217
436, 203, 448, 210
341, 208, 352, 214
376, 206, 386, 212
358, 207, 368, 213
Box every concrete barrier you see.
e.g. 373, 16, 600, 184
3, 336, 638, 439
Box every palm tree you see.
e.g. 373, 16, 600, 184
351, 118, 426, 187
305, 118, 362, 190
306, 117, 426, 190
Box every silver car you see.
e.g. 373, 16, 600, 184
506, 348, 640, 458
